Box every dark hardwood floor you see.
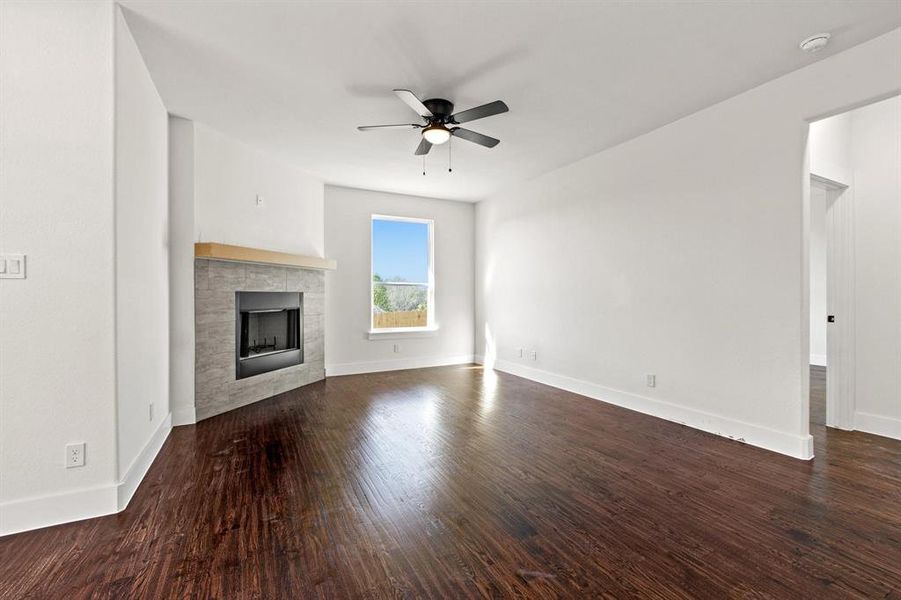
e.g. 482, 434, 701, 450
810, 365, 827, 426
2, 365, 900, 599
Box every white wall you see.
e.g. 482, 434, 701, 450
168, 117, 196, 426
0, 1, 119, 533
809, 185, 827, 366
810, 112, 853, 185
0, 2, 173, 535
475, 28, 901, 460
850, 96, 901, 439
325, 186, 474, 374
114, 6, 170, 499
193, 123, 324, 257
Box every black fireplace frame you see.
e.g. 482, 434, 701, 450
235, 291, 303, 380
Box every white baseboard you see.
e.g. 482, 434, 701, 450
1, 413, 173, 537
0, 483, 118, 537
481, 358, 814, 460
854, 411, 901, 441
326, 354, 475, 377
810, 354, 828, 367
171, 404, 196, 426
117, 413, 172, 510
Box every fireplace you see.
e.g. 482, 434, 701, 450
235, 291, 303, 379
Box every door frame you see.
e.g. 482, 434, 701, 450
811, 174, 855, 430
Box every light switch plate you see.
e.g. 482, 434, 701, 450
0, 254, 25, 279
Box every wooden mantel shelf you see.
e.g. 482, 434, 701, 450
194, 242, 337, 271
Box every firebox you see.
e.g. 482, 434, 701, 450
235, 291, 303, 379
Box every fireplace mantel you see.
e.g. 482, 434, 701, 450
194, 242, 337, 271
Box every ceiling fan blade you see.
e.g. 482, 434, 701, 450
357, 124, 421, 131
414, 138, 432, 155
449, 100, 508, 124
393, 89, 433, 118
451, 127, 500, 148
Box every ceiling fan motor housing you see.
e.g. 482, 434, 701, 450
423, 98, 454, 122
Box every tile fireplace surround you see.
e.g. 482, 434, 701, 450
194, 258, 325, 420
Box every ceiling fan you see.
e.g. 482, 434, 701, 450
357, 89, 509, 156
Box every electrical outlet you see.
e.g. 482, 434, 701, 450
646, 374, 656, 388
517, 347, 523, 358
255, 194, 264, 206
66, 443, 85, 468
393, 343, 400, 353
529, 350, 537, 361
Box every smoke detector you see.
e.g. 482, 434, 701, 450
800, 33, 831, 53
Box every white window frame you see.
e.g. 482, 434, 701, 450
369, 214, 436, 338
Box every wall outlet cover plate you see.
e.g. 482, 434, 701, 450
66, 443, 85, 468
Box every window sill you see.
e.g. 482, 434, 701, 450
367, 326, 439, 340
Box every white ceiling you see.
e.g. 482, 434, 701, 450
121, 1, 901, 201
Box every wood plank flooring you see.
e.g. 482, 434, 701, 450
810, 365, 827, 426
1, 365, 899, 598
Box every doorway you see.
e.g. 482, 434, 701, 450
806, 94, 901, 441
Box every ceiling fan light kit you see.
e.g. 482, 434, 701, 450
357, 89, 509, 166
422, 124, 451, 145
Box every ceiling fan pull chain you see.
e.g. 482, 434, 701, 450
448, 137, 452, 173
422, 155, 426, 177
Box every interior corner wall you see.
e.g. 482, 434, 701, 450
474, 28, 901, 460
114, 5, 171, 500
0, 1, 119, 534
324, 186, 475, 374
193, 123, 325, 257
168, 117, 196, 426
170, 120, 325, 423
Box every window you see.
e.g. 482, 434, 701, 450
371, 215, 434, 332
